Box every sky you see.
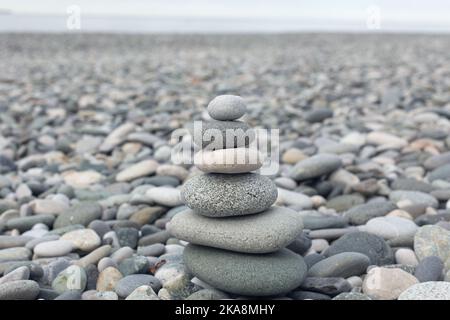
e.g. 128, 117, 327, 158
1, 0, 450, 32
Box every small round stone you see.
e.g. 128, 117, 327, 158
207, 95, 246, 121
145, 187, 183, 207
305, 108, 333, 123
181, 173, 277, 217
96, 267, 123, 292
395, 248, 419, 266
362, 267, 419, 300
61, 229, 101, 251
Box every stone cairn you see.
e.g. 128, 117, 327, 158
168, 95, 307, 297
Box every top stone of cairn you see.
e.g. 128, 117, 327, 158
207, 95, 247, 121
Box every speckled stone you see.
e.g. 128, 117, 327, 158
333, 292, 372, 300
181, 173, 277, 217
414, 225, 450, 261
207, 95, 246, 121
168, 206, 303, 253
0, 280, 40, 300
398, 281, 450, 300
184, 244, 307, 296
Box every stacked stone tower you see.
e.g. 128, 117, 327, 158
168, 95, 307, 297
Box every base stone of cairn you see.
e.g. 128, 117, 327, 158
168, 95, 307, 297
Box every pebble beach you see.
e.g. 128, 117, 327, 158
1, 33, 450, 300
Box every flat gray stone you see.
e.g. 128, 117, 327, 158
324, 232, 394, 265
343, 201, 396, 225
184, 244, 307, 296
168, 206, 303, 253
363, 216, 418, 240
305, 108, 333, 123
181, 173, 277, 217
389, 190, 438, 208
6, 215, 55, 232
0, 235, 33, 249
301, 214, 348, 230
391, 178, 435, 193
289, 154, 342, 181
54, 202, 102, 228
326, 194, 365, 212
308, 252, 370, 278
428, 163, 450, 182
115, 274, 162, 298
